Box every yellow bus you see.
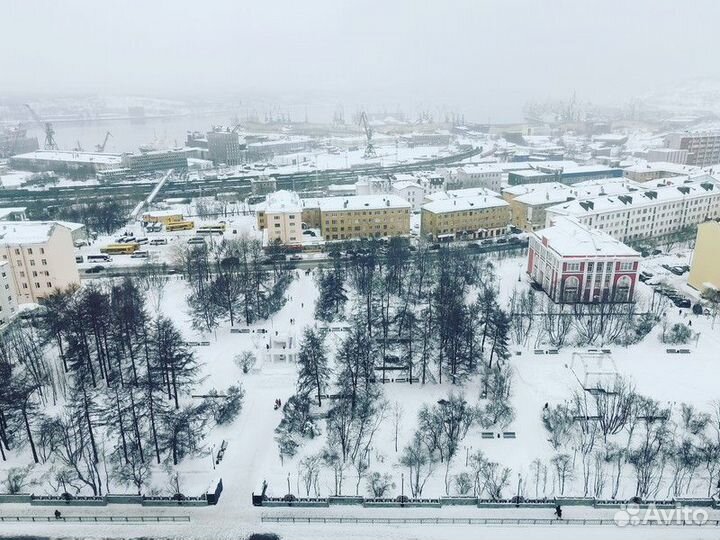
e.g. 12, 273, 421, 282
100, 243, 140, 255
166, 220, 195, 232
197, 223, 226, 235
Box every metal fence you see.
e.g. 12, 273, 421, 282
261, 516, 720, 526
0, 515, 191, 523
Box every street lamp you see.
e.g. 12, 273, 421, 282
401, 473, 405, 505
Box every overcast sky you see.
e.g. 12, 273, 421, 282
2, 0, 720, 119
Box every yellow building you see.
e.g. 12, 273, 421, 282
256, 192, 411, 243
142, 210, 184, 224
316, 195, 411, 241
502, 182, 574, 232
688, 220, 720, 292
0, 221, 80, 303
420, 196, 511, 241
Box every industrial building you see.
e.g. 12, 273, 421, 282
528, 217, 640, 304
10, 147, 188, 175
507, 165, 623, 186
0, 221, 80, 303
688, 220, 720, 293
122, 148, 188, 171
9, 150, 123, 175
0, 127, 39, 158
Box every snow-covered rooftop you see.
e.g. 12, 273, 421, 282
426, 187, 501, 202
12, 150, 123, 165
392, 180, 423, 191
0, 221, 69, 244
262, 190, 303, 213
316, 194, 411, 212
0, 207, 27, 220
534, 217, 639, 258
547, 175, 720, 217
422, 195, 509, 214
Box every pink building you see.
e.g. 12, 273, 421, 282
527, 217, 640, 304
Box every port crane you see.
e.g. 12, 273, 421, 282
358, 111, 376, 159
23, 104, 58, 150
96, 131, 112, 152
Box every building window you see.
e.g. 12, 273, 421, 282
562, 276, 580, 303
619, 261, 634, 272
566, 262, 581, 272
27, 248, 33, 254
41, 259, 47, 265
47, 282, 52, 288
30, 260, 35, 266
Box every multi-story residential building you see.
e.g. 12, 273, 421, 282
316, 195, 411, 241
0, 261, 18, 328
688, 220, 720, 293
206, 129, 246, 165
258, 191, 303, 245
666, 131, 720, 167
420, 195, 510, 241
455, 165, 503, 191
503, 179, 638, 232
256, 193, 411, 243
544, 176, 720, 243
0, 221, 80, 303
528, 217, 640, 304
392, 181, 425, 212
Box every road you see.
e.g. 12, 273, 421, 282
80, 240, 529, 279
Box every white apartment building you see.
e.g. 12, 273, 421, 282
544, 175, 720, 243
0, 261, 18, 328
455, 165, 503, 191
0, 221, 81, 303
391, 180, 425, 211
257, 190, 303, 245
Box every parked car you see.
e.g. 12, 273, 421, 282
673, 298, 691, 308
130, 251, 149, 258
86, 265, 105, 274
149, 238, 168, 245
187, 237, 206, 245
496, 237, 508, 244
75, 255, 84, 263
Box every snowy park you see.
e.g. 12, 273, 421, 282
2, 236, 720, 539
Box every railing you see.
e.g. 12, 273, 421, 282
0, 515, 191, 522
261, 516, 720, 526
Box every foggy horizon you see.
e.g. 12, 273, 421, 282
3, 0, 720, 122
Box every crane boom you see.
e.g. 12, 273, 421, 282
96, 131, 112, 152
358, 111, 376, 159
23, 104, 58, 150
